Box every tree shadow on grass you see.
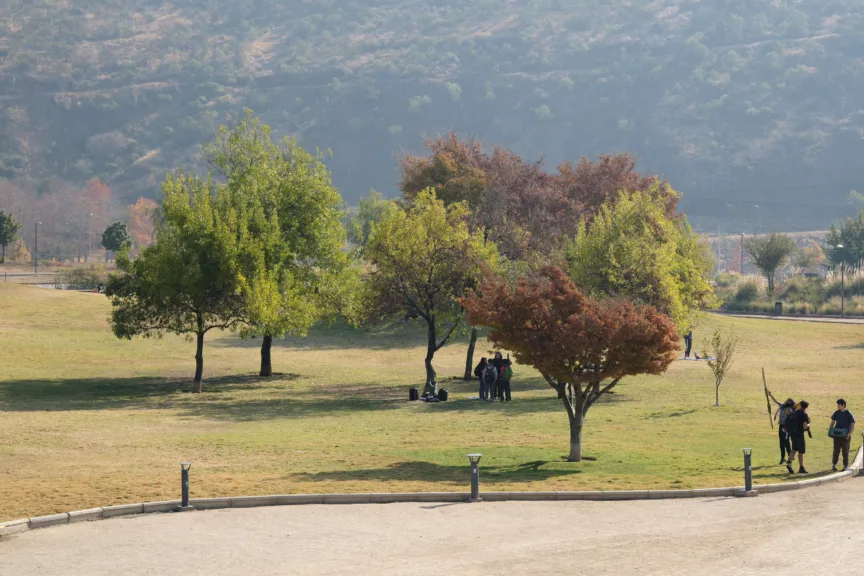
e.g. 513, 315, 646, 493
208, 320, 460, 352
289, 460, 582, 485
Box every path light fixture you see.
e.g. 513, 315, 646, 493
742, 448, 755, 495
467, 454, 482, 502
175, 462, 195, 512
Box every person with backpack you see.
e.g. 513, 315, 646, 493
785, 400, 811, 475
498, 358, 513, 402
829, 399, 856, 472
768, 390, 795, 464
481, 362, 498, 401
474, 357, 489, 400
489, 352, 506, 402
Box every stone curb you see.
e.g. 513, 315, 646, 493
3, 445, 861, 539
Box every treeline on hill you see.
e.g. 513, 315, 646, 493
1, 1, 864, 230
101, 112, 716, 460
0, 179, 156, 262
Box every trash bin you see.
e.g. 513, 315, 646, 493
774, 301, 783, 315
409, 387, 419, 401
437, 388, 449, 402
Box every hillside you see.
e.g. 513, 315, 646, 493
1, 0, 864, 230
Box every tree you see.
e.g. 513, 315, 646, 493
399, 134, 551, 379
744, 233, 796, 293
462, 266, 679, 461
127, 197, 159, 250
101, 221, 132, 261
106, 172, 245, 393
702, 329, 738, 407
344, 189, 395, 252
566, 190, 716, 331
366, 188, 498, 394
824, 209, 864, 271
0, 210, 22, 263
203, 110, 349, 377
792, 240, 824, 274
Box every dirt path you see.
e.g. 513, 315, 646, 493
718, 312, 864, 325
2, 480, 863, 575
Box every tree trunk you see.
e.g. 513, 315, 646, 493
104, 250, 109, 264
260, 335, 273, 377
567, 411, 584, 462
767, 273, 774, 294
1, 243, 5, 263
193, 313, 204, 393
715, 382, 720, 407
462, 327, 478, 380
423, 319, 438, 396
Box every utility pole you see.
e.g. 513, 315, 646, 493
740, 233, 745, 274
87, 213, 93, 263
34, 221, 40, 274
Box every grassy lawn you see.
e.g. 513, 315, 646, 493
1, 283, 863, 521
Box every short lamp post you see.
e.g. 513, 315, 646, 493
176, 462, 195, 512
467, 454, 482, 502
742, 448, 756, 496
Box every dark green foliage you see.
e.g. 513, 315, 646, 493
0, 210, 22, 263
744, 234, 797, 293
101, 221, 132, 252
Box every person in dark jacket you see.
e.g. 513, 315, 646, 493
683, 330, 693, 359
474, 357, 489, 400
785, 400, 811, 475
491, 352, 505, 402
768, 390, 795, 464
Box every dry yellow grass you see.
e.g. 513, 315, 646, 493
1, 283, 863, 521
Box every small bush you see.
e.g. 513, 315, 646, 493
56, 266, 106, 290
735, 280, 760, 302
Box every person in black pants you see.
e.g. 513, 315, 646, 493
768, 391, 795, 464
785, 400, 811, 474
830, 399, 856, 471
683, 330, 693, 359
491, 352, 505, 402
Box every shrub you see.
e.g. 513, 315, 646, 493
56, 266, 106, 290
734, 280, 760, 302
7, 238, 30, 262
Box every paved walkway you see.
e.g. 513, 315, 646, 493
719, 312, 864, 324
2, 479, 864, 575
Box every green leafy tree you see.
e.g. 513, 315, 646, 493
702, 329, 738, 407
744, 233, 797, 293
344, 189, 395, 252
365, 188, 498, 394
203, 110, 350, 377
566, 189, 716, 331
105, 172, 245, 393
0, 210, 23, 264
824, 209, 864, 271
101, 221, 132, 262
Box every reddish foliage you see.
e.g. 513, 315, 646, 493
127, 197, 158, 250
462, 266, 679, 388
399, 136, 673, 258
462, 266, 679, 460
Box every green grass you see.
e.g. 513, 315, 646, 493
2, 283, 864, 520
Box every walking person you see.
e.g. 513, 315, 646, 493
474, 357, 489, 400
683, 330, 693, 359
830, 399, 856, 472
785, 400, 811, 474
768, 390, 795, 464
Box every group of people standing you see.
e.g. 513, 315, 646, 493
768, 391, 856, 474
474, 352, 513, 402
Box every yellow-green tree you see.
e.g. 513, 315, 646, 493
366, 189, 498, 394
566, 188, 716, 331
204, 111, 351, 377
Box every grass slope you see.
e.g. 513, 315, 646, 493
1, 283, 863, 520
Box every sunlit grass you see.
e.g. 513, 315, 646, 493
1, 283, 863, 520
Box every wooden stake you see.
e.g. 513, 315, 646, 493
762, 367, 773, 430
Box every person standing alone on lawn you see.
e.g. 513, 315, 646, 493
768, 391, 795, 465
785, 400, 811, 475
683, 330, 693, 359
830, 399, 855, 472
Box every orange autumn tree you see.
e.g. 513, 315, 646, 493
462, 266, 679, 462
127, 197, 159, 251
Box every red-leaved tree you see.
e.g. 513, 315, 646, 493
462, 266, 680, 462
